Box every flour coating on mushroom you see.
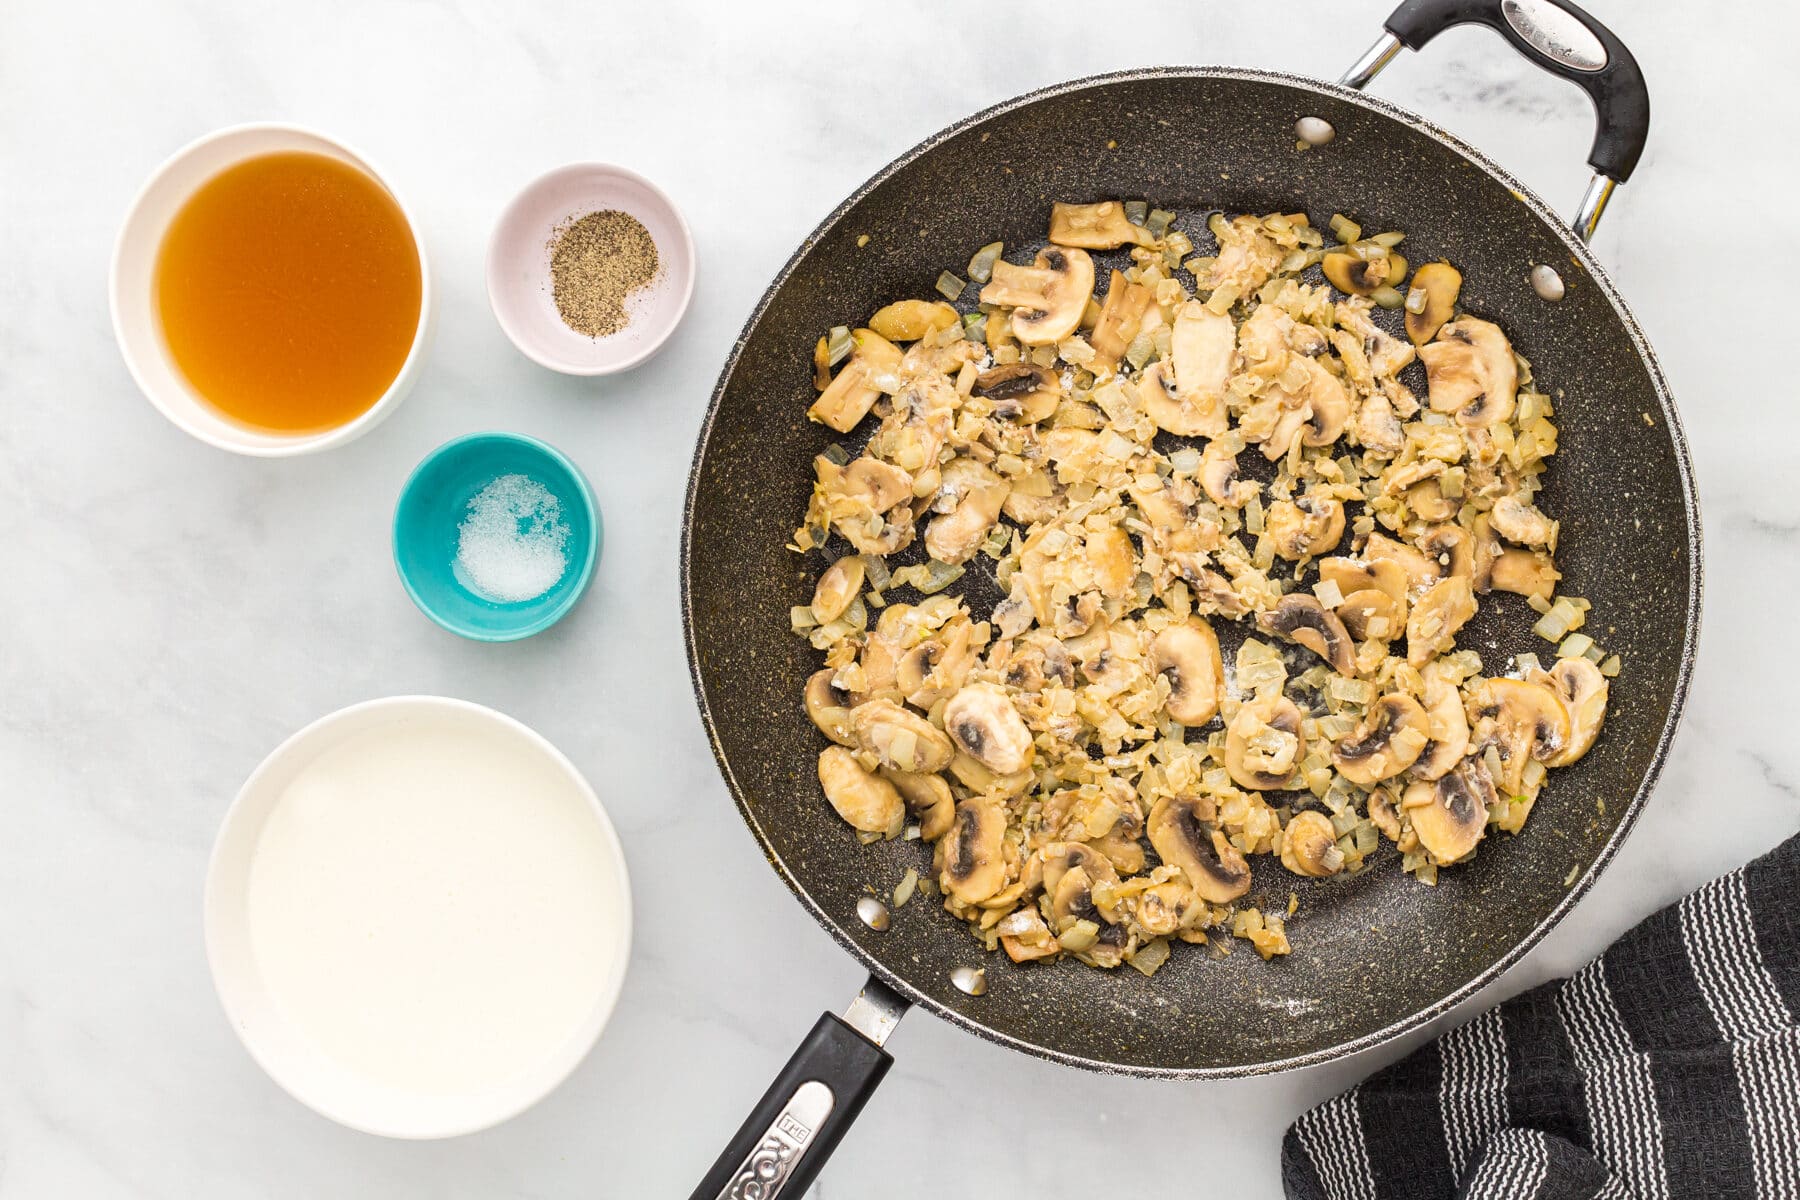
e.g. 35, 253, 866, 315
789, 202, 1616, 972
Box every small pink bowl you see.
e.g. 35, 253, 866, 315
486, 164, 695, 376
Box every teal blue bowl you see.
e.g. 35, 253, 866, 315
393, 432, 600, 641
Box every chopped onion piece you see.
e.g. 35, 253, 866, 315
1128, 938, 1171, 977
826, 325, 854, 365
1124, 200, 1149, 225
1147, 208, 1176, 238
892, 868, 919, 909
935, 271, 966, 301
966, 241, 1003, 284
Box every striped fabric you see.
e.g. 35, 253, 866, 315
1282, 832, 1800, 1200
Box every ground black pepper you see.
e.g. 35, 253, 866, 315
548, 209, 659, 338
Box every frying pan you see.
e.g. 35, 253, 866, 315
681, 1, 1699, 1193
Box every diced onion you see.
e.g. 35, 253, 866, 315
892, 868, 919, 909
1147, 208, 1176, 238
935, 271, 966, 301
966, 241, 1003, 284
826, 325, 854, 365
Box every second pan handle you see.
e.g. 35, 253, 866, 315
1342, 0, 1650, 239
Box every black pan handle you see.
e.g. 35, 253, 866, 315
688, 977, 906, 1200
1344, 0, 1649, 238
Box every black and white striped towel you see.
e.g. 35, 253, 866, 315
1283, 832, 1800, 1199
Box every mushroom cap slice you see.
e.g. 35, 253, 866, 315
1148, 795, 1252, 903
1226, 694, 1307, 791
1411, 662, 1471, 781
924, 457, 1010, 566
1030, 840, 1119, 898
807, 329, 902, 433
849, 698, 955, 773
1360, 531, 1442, 596
1405, 759, 1497, 864
972, 363, 1061, 423
839, 455, 913, 513
817, 746, 905, 837
948, 750, 1034, 798
1321, 555, 1410, 604
1491, 493, 1558, 550
804, 669, 857, 747
810, 555, 866, 624
1048, 865, 1129, 966
941, 798, 1008, 904
1488, 547, 1561, 601
1084, 524, 1137, 599
977, 246, 1095, 346
1404, 261, 1462, 346
1171, 301, 1237, 406
1265, 496, 1346, 561
1151, 621, 1224, 727
1300, 360, 1351, 447
880, 767, 956, 841
1280, 809, 1346, 878
1467, 676, 1573, 794
1337, 587, 1406, 642
1089, 269, 1155, 371
1406, 575, 1477, 668
1538, 657, 1609, 767
1258, 594, 1356, 676
1332, 693, 1432, 785
868, 299, 959, 343
943, 683, 1035, 775
1048, 200, 1153, 250
1200, 443, 1257, 508
1419, 318, 1517, 428
1418, 523, 1474, 581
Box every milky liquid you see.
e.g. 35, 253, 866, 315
245, 717, 624, 1096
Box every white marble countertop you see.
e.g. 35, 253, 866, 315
4, 0, 1796, 1195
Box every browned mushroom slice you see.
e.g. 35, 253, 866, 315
1225, 694, 1307, 791
1048, 200, 1154, 249
1419, 318, 1517, 428
817, 746, 905, 837
1406, 576, 1477, 668
947, 751, 1033, 799
1322, 248, 1403, 296
1258, 594, 1355, 676
1321, 555, 1410, 604
1089, 269, 1154, 371
1411, 661, 1471, 781
894, 621, 975, 710
978, 246, 1096, 346
1403, 758, 1496, 865
850, 699, 955, 773
1337, 588, 1406, 642
1265, 496, 1346, 560
971, 363, 1061, 423
1049, 865, 1129, 966
1488, 548, 1561, 601
925, 458, 1010, 566
942, 683, 1035, 775
880, 768, 956, 841
809, 555, 865, 624
1280, 809, 1345, 878
1537, 657, 1609, 767
1418, 523, 1474, 581
1300, 360, 1351, 447
1404, 262, 1462, 346
807, 328, 902, 432
804, 669, 857, 746
1200, 442, 1258, 508
940, 798, 1008, 903
1491, 493, 1558, 550
1084, 525, 1136, 599
1332, 693, 1432, 785
1151, 621, 1224, 727
1467, 676, 1573, 794
1360, 531, 1442, 595
868, 299, 959, 343
1031, 840, 1118, 897
1148, 795, 1252, 903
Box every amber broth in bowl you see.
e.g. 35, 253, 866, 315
154, 150, 422, 434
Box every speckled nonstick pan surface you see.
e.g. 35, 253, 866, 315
682, 68, 1700, 1076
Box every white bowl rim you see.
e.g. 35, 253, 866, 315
109, 122, 435, 457
203, 694, 634, 1138
484, 161, 697, 377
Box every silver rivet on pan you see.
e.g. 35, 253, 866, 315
855, 895, 891, 931
1530, 263, 1567, 302
1294, 116, 1336, 147
950, 965, 988, 996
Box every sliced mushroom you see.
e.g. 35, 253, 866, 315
1133, 880, 1197, 937
817, 746, 905, 837
1280, 809, 1345, 878
1403, 758, 1496, 865
998, 905, 1060, 963
804, 669, 857, 746
1406, 575, 1477, 667
839, 455, 913, 513
925, 458, 1010, 566
1337, 588, 1406, 642
1225, 694, 1307, 791
1491, 493, 1557, 550
943, 683, 1035, 775
894, 620, 975, 709
1300, 360, 1351, 447
1467, 676, 1572, 794
1135, 360, 1212, 438
1354, 384, 1405, 455
1404, 262, 1462, 346
1418, 523, 1474, 581
1151, 621, 1224, 727
810, 556, 865, 624
1258, 594, 1355, 676
1332, 693, 1431, 785
880, 767, 956, 841
868, 299, 959, 343
808, 329, 903, 433
850, 698, 955, 773
1488, 548, 1561, 601
1173, 301, 1236, 402
1409, 478, 1457, 523
941, 798, 1008, 903
1085, 525, 1136, 599
1360, 531, 1442, 595
1420, 318, 1517, 428
1411, 661, 1471, 781
1148, 794, 1252, 903
1200, 442, 1258, 508
1368, 785, 1404, 843
971, 363, 1061, 423
1264, 496, 1345, 560
978, 245, 1095, 346
1089, 270, 1155, 371
1322, 248, 1403, 296
947, 751, 1033, 798
1048, 865, 1128, 965
1032, 840, 1118, 896
1048, 200, 1154, 249
1538, 657, 1609, 767
1321, 555, 1410, 604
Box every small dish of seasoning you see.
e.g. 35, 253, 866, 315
486, 164, 695, 376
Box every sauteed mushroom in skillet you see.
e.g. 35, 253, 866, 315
785, 201, 1617, 973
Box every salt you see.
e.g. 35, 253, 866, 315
456, 474, 571, 603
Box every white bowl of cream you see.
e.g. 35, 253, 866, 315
205, 696, 632, 1138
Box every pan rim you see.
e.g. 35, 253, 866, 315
681, 64, 1703, 1078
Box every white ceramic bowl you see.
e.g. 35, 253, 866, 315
205, 696, 633, 1138
486, 163, 695, 375
110, 124, 434, 456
